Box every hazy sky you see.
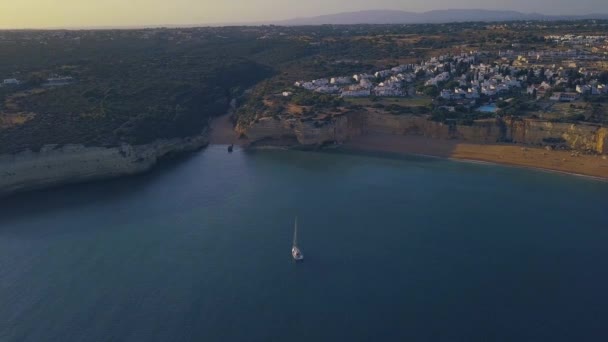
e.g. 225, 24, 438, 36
1, 0, 607, 29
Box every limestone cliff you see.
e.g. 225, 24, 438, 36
0, 133, 209, 197
237, 115, 349, 146
506, 119, 606, 153
239, 111, 607, 154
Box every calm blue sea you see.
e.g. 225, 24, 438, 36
1, 145, 607, 341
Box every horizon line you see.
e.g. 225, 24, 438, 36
1, 8, 607, 31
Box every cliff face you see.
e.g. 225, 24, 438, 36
239, 112, 607, 154
237, 115, 349, 146
0, 133, 208, 197
506, 119, 606, 153
355, 112, 505, 142
599, 128, 608, 154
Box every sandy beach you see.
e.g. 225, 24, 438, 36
209, 111, 241, 145
345, 134, 608, 180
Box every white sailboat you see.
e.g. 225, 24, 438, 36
292, 217, 304, 261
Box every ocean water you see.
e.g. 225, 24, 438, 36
1, 145, 607, 341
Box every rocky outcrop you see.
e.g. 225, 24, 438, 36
599, 128, 608, 155
237, 115, 349, 146
506, 119, 607, 153
343, 112, 607, 154
0, 133, 209, 197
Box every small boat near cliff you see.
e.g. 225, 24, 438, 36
292, 217, 304, 261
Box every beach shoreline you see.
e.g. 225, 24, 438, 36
209, 112, 608, 180
342, 134, 608, 181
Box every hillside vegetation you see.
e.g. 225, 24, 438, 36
0, 28, 312, 153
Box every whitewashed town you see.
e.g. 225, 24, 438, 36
292, 35, 608, 113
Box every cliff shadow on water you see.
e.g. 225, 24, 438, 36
0, 150, 202, 232
0, 133, 209, 200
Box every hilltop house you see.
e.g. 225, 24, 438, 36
550, 92, 579, 102
527, 82, 552, 98
312, 78, 329, 86
496, 84, 510, 93
576, 84, 592, 94
45, 76, 74, 86
504, 76, 521, 88
341, 87, 371, 97
425, 72, 450, 86
440, 89, 453, 100
314, 85, 340, 94
373, 86, 405, 97
481, 85, 497, 96
353, 74, 375, 82
454, 88, 467, 97
374, 70, 393, 78
359, 78, 374, 89
466, 88, 480, 99
330, 77, 353, 85
300, 82, 316, 90
391, 65, 413, 73
440, 88, 467, 100
2, 78, 20, 86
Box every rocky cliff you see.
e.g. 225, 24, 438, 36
0, 133, 209, 197
237, 115, 349, 147
506, 119, 607, 153
239, 112, 607, 154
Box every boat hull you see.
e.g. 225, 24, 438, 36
292, 247, 304, 261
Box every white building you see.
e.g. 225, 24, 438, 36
3, 78, 20, 85
45, 76, 73, 86
527, 82, 552, 97
454, 88, 467, 97
496, 84, 510, 93
312, 78, 329, 86
373, 86, 405, 97
504, 77, 521, 88
359, 78, 373, 89
314, 85, 340, 94
440, 89, 453, 99
353, 73, 375, 82
375, 70, 393, 78
341, 88, 371, 97
576, 85, 592, 94
481, 85, 497, 96
425, 72, 450, 86
466, 88, 480, 99
330, 77, 353, 85
550, 92, 579, 102
391, 65, 412, 73
301, 82, 316, 90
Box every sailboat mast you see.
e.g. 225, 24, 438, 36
293, 217, 298, 247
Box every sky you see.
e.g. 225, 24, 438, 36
1, 0, 607, 29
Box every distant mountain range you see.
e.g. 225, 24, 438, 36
271, 9, 608, 26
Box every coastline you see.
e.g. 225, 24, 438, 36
209, 109, 608, 180
0, 132, 209, 198
342, 134, 608, 181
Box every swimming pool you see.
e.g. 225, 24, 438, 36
477, 104, 498, 113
